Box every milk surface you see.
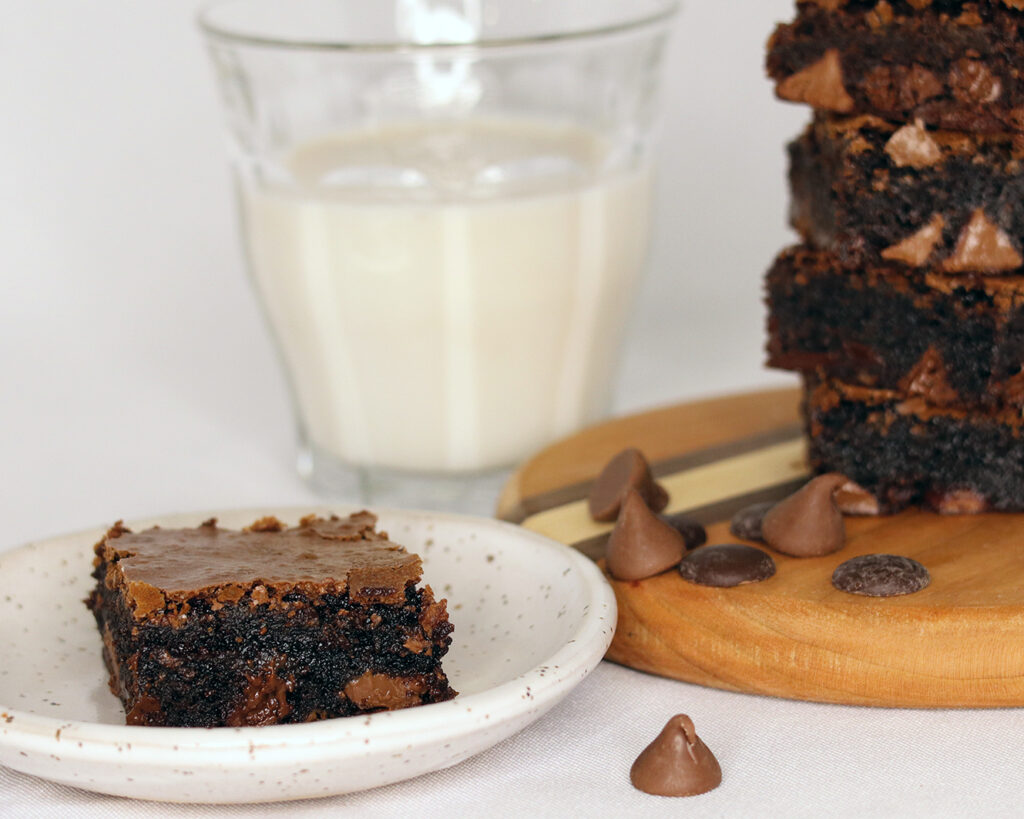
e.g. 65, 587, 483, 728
240, 118, 652, 473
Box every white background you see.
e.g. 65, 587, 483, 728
14, 3, 1012, 817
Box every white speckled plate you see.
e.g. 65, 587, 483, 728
0, 507, 615, 803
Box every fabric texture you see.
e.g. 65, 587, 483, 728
3, 661, 1023, 818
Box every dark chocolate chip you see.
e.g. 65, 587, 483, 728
729, 502, 774, 541
678, 544, 776, 588
660, 513, 707, 551
831, 554, 930, 598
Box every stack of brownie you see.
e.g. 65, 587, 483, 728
764, 0, 1024, 514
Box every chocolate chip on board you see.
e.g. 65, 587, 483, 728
761, 474, 847, 558
678, 544, 776, 588
606, 490, 686, 582
660, 512, 707, 550
831, 554, 931, 597
587, 448, 669, 522
728, 502, 775, 541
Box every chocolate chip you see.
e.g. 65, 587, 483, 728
660, 513, 707, 550
831, 554, 930, 597
925, 488, 990, 514
606, 490, 686, 582
729, 502, 774, 541
678, 544, 776, 588
834, 479, 881, 516
630, 714, 722, 798
949, 58, 1001, 105
588, 448, 668, 522
762, 474, 847, 558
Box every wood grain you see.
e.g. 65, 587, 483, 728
608, 514, 1024, 707
496, 387, 802, 521
500, 386, 1024, 707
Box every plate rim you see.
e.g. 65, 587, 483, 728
0, 505, 616, 765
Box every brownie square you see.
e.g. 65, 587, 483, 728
789, 114, 1024, 272
767, 0, 1024, 134
766, 245, 1024, 407
803, 376, 1024, 513
85, 512, 456, 727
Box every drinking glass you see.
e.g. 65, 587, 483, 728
199, 0, 678, 510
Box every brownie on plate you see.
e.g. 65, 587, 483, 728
767, 0, 1024, 133
766, 245, 1024, 407
789, 114, 1024, 272
85, 512, 456, 727
803, 376, 1024, 513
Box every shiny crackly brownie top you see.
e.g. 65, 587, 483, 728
93, 512, 423, 619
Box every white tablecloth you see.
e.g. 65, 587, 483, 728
4, 660, 1023, 818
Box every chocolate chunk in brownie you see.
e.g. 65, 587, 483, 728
789, 114, 1024, 271
802, 376, 1024, 513
767, 1, 1024, 133
85, 513, 456, 727
766, 245, 1024, 408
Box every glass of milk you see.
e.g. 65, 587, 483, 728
200, 0, 678, 510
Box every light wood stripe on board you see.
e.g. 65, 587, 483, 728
520, 436, 807, 545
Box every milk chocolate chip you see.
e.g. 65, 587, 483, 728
678, 544, 776, 588
831, 554, 930, 597
777, 49, 855, 112
898, 346, 959, 405
588, 448, 669, 522
834, 479, 881, 516
942, 209, 1023, 273
880, 213, 945, 266
606, 490, 686, 582
949, 59, 1002, 105
729, 502, 775, 541
762, 474, 847, 557
884, 120, 942, 169
866, 0, 894, 27
926, 487, 990, 514
630, 714, 722, 798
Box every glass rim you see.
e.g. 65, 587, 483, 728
196, 0, 679, 53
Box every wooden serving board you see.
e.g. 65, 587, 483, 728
498, 387, 1024, 708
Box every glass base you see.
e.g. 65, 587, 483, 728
297, 442, 513, 516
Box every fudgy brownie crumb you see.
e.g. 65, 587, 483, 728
802, 377, 1024, 513
789, 114, 1024, 271
766, 245, 1024, 408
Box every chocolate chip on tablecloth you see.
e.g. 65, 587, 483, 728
630, 714, 722, 797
